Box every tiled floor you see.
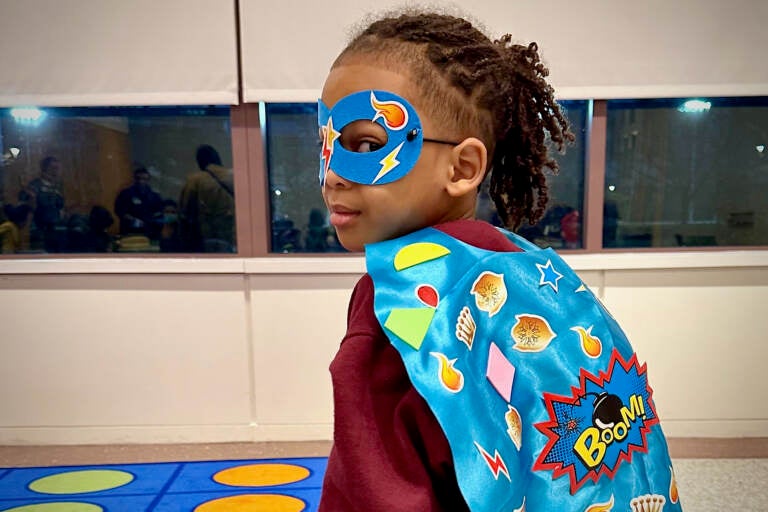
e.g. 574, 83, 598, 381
1, 438, 767, 511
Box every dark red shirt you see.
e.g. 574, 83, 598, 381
319, 220, 521, 511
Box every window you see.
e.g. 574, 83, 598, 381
605, 97, 768, 248
477, 100, 588, 250
0, 106, 234, 254
264, 100, 588, 253
264, 103, 345, 253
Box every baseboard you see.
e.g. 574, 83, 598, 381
0, 423, 335, 446
0, 421, 763, 452
659, 419, 768, 438
0, 425, 254, 446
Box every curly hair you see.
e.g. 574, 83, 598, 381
335, 11, 574, 229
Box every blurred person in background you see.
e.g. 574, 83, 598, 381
19, 156, 65, 252
179, 144, 235, 252
114, 165, 163, 238
0, 203, 31, 253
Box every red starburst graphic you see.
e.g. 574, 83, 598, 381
532, 349, 660, 494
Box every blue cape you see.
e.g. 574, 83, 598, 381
366, 227, 683, 512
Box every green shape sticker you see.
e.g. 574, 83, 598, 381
383, 307, 436, 349
29, 469, 134, 494
393, 242, 450, 271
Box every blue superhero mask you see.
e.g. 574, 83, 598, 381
318, 90, 425, 186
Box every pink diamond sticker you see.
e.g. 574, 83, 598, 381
486, 342, 515, 402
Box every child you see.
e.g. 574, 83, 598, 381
317, 10, 682, 512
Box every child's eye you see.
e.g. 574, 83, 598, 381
355, 140, 383, 153
339, 120, 388, 153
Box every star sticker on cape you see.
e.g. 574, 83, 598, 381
536, 259, 563, 293
320, 117, 340, 182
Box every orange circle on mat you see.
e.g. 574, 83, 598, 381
194, 494, 305, 512
213, 464, 310, 487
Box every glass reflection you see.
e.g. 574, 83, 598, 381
0, 106, 234, 254
606, 97, 768, 248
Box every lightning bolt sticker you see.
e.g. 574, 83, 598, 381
474, 441, 511, 481
373, 141, 404, 183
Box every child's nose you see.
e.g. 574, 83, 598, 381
324, 168, 352, 189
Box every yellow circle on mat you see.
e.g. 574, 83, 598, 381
213, 464, 310, 487
194, 494, 305, 512
2, 503, 103, 512
29, 470, 134, 494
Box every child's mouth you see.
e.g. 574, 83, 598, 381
329, 206, 360, 227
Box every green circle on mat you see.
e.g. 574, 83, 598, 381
29, 469, 134, 494
2, 503, 103, 512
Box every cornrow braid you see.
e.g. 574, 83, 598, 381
338, 11, 574, 229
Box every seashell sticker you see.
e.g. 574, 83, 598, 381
505, 405, 523, 450
571, 325, 602, 358
511, 314, 557, 352
471, 271, 507, 317
430, 352, 464, 393
585, 494, 614, 512
629, 494, 666, 512
455, 306, 476, 349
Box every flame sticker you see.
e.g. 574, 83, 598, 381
511, 314, 557, 352
455, 306, 476, 349
474, 441, 511, 481
370, 91, 408, 130
629, 494, 666, 512
430, 352, 464, 392
505, 405, 523, 450
585, 495, 614, 512
669, 465, 678, 504
471, 271, 507, 317
513, 497, 526, 512
571, 325, 602, 358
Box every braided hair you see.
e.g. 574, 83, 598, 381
335, 11, 574, 229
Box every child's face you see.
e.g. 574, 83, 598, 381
320, 63, 459, 252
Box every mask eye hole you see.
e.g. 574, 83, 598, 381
339, 120, 388, 153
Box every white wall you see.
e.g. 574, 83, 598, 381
0, 253, 765, 445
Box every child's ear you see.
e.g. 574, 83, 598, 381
446, 137, 487, 197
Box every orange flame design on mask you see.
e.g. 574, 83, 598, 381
370, 92, 408, 130
669, 465, 679, 503
585, 494, 614, 512
430, 352, 464, 392
571, 325, 602, 358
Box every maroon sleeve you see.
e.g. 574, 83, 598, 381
319, 275, 468, 512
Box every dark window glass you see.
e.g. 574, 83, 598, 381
264, 100, 588, 253
477, 100, 588, 249
265, 102, 344, 253
605, 97, 768, 248
0, 106, 234, 254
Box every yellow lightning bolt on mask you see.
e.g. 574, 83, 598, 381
373, 142, 405, 183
